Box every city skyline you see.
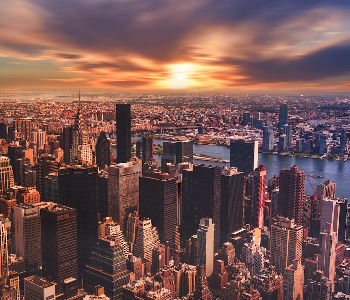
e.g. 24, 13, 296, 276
1, 1, 350, 92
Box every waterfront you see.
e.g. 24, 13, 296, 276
151, 138, 350, 198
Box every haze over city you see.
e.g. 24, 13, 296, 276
1, 0, 350, 91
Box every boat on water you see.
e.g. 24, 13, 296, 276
306, 174, 323, 178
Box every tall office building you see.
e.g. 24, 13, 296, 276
41, 204, 78, 298
283, 125, 293, 148
59, 165, 98, 278
336, 198, 348, 244
133, 218, 160, 263
182, 165, 221, 252
70, 101, 92, 165
14, 118, 32, 140
126, 211, 139, 253
283, 259, 304, 300
319, 224, 336, 289
221, 167, 244, 244
142, 133, 153, 163
98, 170, 108, 220
278, 166, 305, 226
197, 218, 215, 277
107, 159, 142, 232
61, 126, 73, 165
0, 157, 14, 193
316, 180, 336, 201
271, 217, 303, 275
116, 104, 131, 164
36, 155, 59, 201
95, 131, 111, 169
139, 171, 177, 248
320, 199, 339, 241
44, 172, 59, 203
84, 237, 130, 300
161, 141, 193, 171
250, 165, 266, 229
0, 123, 8, 141
262, 126, 275, 151
12, 204, 42, 274
230, 139, 258, 175
30, 129, 47, 150
0, 216, 9, 280
279, 103, 288, 129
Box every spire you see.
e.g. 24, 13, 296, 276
79, 89, 81, 108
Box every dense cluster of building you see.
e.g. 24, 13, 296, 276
0, 95, 348, 300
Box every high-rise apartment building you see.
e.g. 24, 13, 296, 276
283, 259, 304, 300
95, 131, 111, 169
84, 237, 130, 300
230, 139, 258, 175
70, 102, 92, 165
271, 217, 303, 275
41, 204, 78, 298
139, 171, 177, 247
0, 157, 14, 193
58, 165, 98, 278
197, 218, 215, 277
116, 104, 131, 164
251, 165, 266, 229
278, 166, 305, 226
182, 165, 221, 252
12, 204, 42, 274
262, 126, 274, 151
279, 103, 288, 129
107, 159, 142, 232
221, 167, 244, 244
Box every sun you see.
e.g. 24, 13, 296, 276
164, 63, 195, 89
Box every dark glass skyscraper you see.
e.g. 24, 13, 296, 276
182, 164, 221, 252
116, 104, 131, 164
279, 103, 288, 129
139, 171, 177, 248
230, 139, 258, 175
95, 131, 111, 168
41, 204, 78, 298
58, 165, 98, 279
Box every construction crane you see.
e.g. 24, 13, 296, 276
307, 176, 316, 194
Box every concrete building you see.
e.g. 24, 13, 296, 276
0, 157, 14, 193
107, 159, 142, 233
250, 165, 266, 229
24, 275, 55, 300
197, 218, 215, 277
319, 224, 336, 290
283, 259, 304, 300
320, 199, 339, 241
271, 217, 303, 275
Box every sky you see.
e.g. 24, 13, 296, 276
1, 0, 350, 92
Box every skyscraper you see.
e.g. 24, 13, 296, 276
230, 139, 258, 175
278, 166, 305, 226
41, 204, 78, 298
142, 132, 153, 163
116, 104, 131, 164
271, 217, 303, 275
36, 155, 59, 201
95, 131, 111, 169
139, 171, 177, 248
182, 165, 221, 252
279, 103, 288, 129
221, 167, 244, 244
161, 140, 193, 171
107, 159, 142, 232
283, 259, 304, 300
262, 126, 274, 151
197, 218, 215, 277
251, 165, 266, 229
283, 125, 292, 148
84, 237, 130, 300
14, 118, 32, 140
319, 224, 336, 289
320, 199, 339, 241
70, 101, 92, 165
30, 129, 47, 150
61, 126, 73, 165
58, 165, 98, 278
0, 157, 14, 193
12, 204, 42, 274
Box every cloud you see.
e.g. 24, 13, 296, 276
1, 0, 350, 89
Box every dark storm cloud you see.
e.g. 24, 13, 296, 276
54, 53, 83, 60
221, 42, 350, 83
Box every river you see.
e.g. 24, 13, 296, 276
123, 137, 350, 199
